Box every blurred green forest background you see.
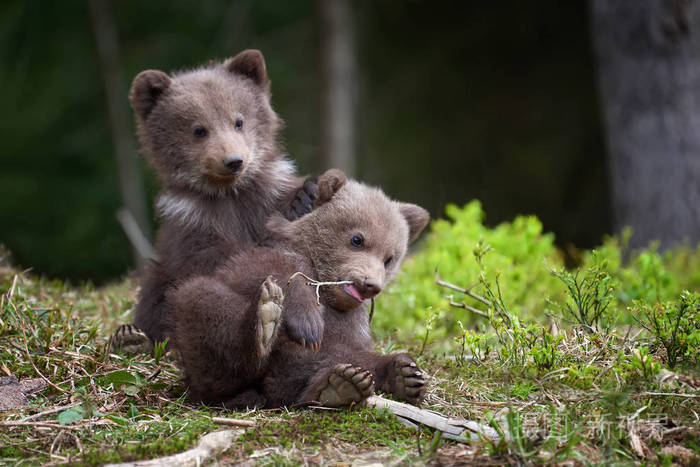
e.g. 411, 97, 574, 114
0, 1, 607, 282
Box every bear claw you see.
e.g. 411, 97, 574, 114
256, 276, 283, 356
314, 364, 374, 407
110, 324, 152, 355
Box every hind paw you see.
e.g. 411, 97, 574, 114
110, 324, 152, 355
383, 354, 427, 406
256, 276, 283, 357
314, 364, 374, 407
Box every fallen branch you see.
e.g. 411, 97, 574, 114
105, 429, 244, 467
21, 402, 81, 422
211, 417, 255, 427
366, 395, 501, 443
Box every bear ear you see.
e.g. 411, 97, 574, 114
129, 70, 171, 119
225, 49, 269, 87
397, 203, 430, 244
315, 169, 347, 207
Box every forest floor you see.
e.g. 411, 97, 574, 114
1, 265, 699, 466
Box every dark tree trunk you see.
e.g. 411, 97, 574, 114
319, 0, 357, 176
89, 0, 153, 266
590, 0, 700, 250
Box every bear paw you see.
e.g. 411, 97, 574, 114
314, 364, 374, 407
256, 276, 283, 357
288, 177, 319, 220
284, 303, 324, 353
383, 354, 427, 406
110, 324, 152, 355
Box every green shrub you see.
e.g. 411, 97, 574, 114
374, 201, 564, 345
632, 291, 700, 369
374, 201, 700, 354
548, 254, 616, 333
580, 233, 700, 308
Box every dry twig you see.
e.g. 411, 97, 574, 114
435, 271, 490, 317
0, 420, 82, 431
21, 402, 81, 422
211, 417, 256, 427
287, 271, 352, 305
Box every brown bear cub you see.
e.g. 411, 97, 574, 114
169, 170, 430, 408
117, 50, 316, 350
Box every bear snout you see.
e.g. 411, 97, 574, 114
358, 278, 382, 299
223, 154, 244, 174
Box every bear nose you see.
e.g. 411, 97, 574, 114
363, 278, 382, 298
223, 155, 243, 174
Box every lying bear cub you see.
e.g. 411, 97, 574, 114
169, 169, 430, 408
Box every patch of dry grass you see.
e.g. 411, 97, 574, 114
1, 262, 699, 466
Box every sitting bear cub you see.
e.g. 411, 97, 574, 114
170, 170, 430, 408
116, 50, 316, 351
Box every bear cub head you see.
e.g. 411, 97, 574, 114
129, 50, 284, 196
269, 170, 430, 311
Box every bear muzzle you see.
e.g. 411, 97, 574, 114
223, 154, 244, 175
342, 278, 382, 302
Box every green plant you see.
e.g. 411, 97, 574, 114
632, 291, 700, 369
153, 338, 169, 365
455, 320, 491, 364
418, 307, 439, 357
529, 329, 564, 371
625, 346, 661, 381
549, 254, 616, 334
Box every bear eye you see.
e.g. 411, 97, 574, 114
384, 256, 393, 268
350, 235, 363, 247
193, 126, 208, 138
234, 118, 244, 131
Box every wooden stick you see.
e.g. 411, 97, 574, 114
365, 395, 501, 443
211, 417, 255, 427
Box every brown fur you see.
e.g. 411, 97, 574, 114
170, 170, 430, 407
128, 50, 316, 345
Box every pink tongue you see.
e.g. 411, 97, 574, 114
343, 284, 363, 301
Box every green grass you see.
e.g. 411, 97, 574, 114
1, 204, 699, 465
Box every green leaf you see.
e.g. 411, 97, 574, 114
127, 404, 140, 419
104, 414, 129, 426
122, 385, 139, 396
99, 370, 137, 389
57, 407, 84, 425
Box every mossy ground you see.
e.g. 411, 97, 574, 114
1, 209, 699, 466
